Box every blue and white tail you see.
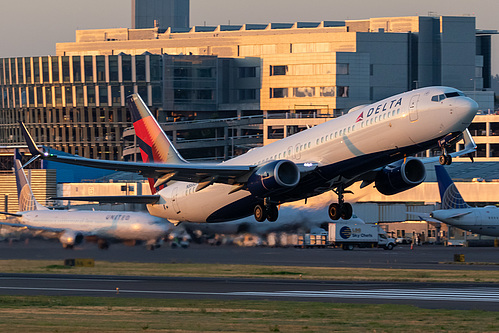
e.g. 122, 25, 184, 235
434, 165, 470, 210
14, 149, 47, 212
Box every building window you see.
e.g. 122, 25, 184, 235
98, 85, 108, 106
271, 88, 288, 98
320, 87, 335, 97
65, 86, 73, 106
238, 89, 256, 100
239, 67, 256, 78
135, 55, 146, 81
33, 58, 40, 83
122, 55, 132, 82
96, 56, 106, 82
152, 85, 162, 105
17, 58, 24, 83
196, 90, 213, 100
468, 122, 486, 136
293, 87, 315, 97
51, 57, 59, 83
75, 86, 84, 106
45, 86, 52, 106
41, 57, 49, 83
109, 56, 119, 82
490, 144, 499, 157
271, 65, 287, 76
111, 85, 120, 105
490, 122, 499, 136
197, 68, 212, 78
62, 57, 70, 83
150, 56, 162, 81
87, 85, 96, 105
84, 56, 93, 83
337, 63, 349, 75
55, 86, 62, 106
73, 56, 81, 82
338, 86, 349, 97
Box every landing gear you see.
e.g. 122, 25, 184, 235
328, 186, 353, 220
439, 154, 452, 165
438, 144, 453, 165
254, 200, 279, 222
97, 239, 109, 250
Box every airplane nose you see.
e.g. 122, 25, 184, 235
455, 97, 478, 124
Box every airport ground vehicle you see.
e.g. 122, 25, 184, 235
396, 236, 413, 244
328, 222, 396, 250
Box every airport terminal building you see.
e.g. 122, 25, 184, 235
0, 15, 497, 164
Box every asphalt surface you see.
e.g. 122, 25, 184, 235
1, 240, 499, 310
1, 239, 499, 270
0, 273, 497, 311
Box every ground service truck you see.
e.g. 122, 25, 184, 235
328, 222, 396, 250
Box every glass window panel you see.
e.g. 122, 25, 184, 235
84, 56, 93, 82
45, 86, 52, 106
135, 55, 146, 81
73, 56, 81, 82
17, 58, 24, 83
109, 56, 119, 82
33, 58, 40, 83
338, 86, 349, 97
293, 87, 315, 97
122, 55, 132, 81
271, 88, 288, 98
150, 56, 162, 81
337, 63, 349, 75
87, 85, 96, 105
271, 65, 287, 76
51, 57, 59, 82
152, 85, 162, 105
41, 57, 49, 82
62, 56, 70, 82
98, 85, 108, 106
54, 86, 62, 106
75, 86, 84, 106
111, 85, 120, 105
65, 87, 73, 106
96, 56, 106, 82
137, 84, 147, 101
320, 87, 335, 97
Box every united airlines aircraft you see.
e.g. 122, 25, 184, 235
21, 86, 478, 225
431, 165, 499, 237
0, 150, 173, 249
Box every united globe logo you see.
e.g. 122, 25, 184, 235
339, 226, 352, 239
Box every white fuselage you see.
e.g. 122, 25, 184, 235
431, 206, 499, 237
147, 86, 477, 224
21, 210, 172, 241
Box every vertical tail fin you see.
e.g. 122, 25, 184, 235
126, 94, 186, 193
434, 165, 470, 210
14, 149, 47, 212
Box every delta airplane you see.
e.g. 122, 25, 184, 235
0, 150, 173, 249
430, 165, 499, 237
21, 86, 478, 225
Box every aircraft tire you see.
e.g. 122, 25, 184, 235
267, 205, 279, 222
341, 203, 353, 220
439, 155, 447, 165
445, 155, 452, 165
328, 203, 341, 220
254, 204, 267, 222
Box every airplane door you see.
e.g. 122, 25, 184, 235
409, 94, 419, 122
171, 187, 181, 214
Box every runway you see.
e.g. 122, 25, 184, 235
0, 273, 498, 311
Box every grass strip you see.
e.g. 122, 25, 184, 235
0, 260, 499, 283
0, 296, 497, 332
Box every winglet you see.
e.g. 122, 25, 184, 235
434, 165, 470, 210
19, 122, 44, 156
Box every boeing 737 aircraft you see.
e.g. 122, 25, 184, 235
430, 165, 499, 237
21, 86, 478, 225
0, 150, 173, 249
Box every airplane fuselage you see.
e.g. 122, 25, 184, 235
147, 86, 477, 223
431, 206, 499, 237
20, 210, 172, 241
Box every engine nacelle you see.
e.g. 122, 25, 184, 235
247, 160, 300, 198
59, 230, 84, 247
375, 157, 426, 195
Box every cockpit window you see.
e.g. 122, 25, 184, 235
444, 91, 463, 98
431, 91, 463, 102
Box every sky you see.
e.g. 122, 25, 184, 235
0, 0, 498, 74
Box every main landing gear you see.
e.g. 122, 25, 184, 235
328, 186, 353, 220
254, 199, 279, 222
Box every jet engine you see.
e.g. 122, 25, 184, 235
58, 230, 84, 249
247, 160, 300, 197
375, 157, 426, 195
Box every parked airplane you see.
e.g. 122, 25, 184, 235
430, 165, 499, 237
0, 150, 173, 249
21, 86, 478, 225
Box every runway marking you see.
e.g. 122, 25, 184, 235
0, 286, 498, 303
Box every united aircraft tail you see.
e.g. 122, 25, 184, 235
126, 94, 187, 193
14, 149, 48, 212
434, 165, 470, 210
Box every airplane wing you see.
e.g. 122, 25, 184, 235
50, 195, 160, 204
0, 221, 65, 233
20, 121, 254, 185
